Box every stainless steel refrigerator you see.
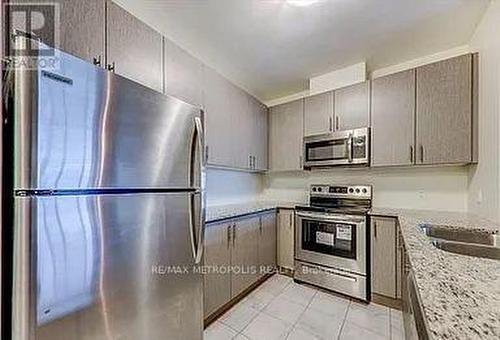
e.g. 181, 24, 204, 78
5, 34, 206, 340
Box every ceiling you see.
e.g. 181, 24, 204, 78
115, 0, 490, 102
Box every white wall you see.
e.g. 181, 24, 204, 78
264, 167, 469, 212
206, 168, 263, 205
467, 0, 500, 222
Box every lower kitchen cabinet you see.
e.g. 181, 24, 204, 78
231, 216, 260, 298
203, 211, 277, 319
203, 221, 232, 317
277, 209, 295, 271
371, 216, 400, 301
258, 211, 277, 278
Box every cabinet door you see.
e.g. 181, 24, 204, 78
371, 70, 415, 166
231, 217, 259, 298
10, 0, 105, 64
203, 222, 232, 317
106, 1, 163, 92
304, 91, 334, 136
277, 209, 295, 270
334, 81, 370, 130
248, 96, 269, 171
203, 66, 235, 167
269, 100, 304, 171
164, 38, 203, 107
416, 54, 472, 165
371, 217, 397, 298
258, 212, 277, 278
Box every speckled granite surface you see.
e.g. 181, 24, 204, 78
206, 200, 302, 222
370, 208, 500, 340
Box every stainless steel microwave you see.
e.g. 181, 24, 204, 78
303, 127, 369, 168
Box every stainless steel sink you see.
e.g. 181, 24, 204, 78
419, 224, 500, 260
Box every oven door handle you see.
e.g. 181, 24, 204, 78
296, 211, 365, 223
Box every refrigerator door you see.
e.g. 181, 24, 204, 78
12, 192, 203, 340
13, 35, 203, 191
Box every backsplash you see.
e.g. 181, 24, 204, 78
263, 166, 469, 211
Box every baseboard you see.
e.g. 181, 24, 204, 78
203, 273, 274, 328
372, 293, 402, 310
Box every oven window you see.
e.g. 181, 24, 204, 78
301, 219, 356, 259
305, 140, 347, 162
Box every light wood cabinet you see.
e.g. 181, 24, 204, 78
277, 209, 295, 270
258, 212, 277, 279
248, 96, 269, 171
304, 91, 334, 136
269, 100, 304, 171
204, 211, 277, 319
164, 38, 203, 107
9, 0, 105, 64
371, 70, 416, 166
371, 216, 398, 299
416, 54, 473, 165
334, 81, 370, 131
231, 216, 260, 298
106, 1, 163, 92
203, 221, 232, 317
203, 66, 235, 167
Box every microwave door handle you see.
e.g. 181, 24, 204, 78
347, 133, 353, 163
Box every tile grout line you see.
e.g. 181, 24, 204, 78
283, 289, 318, 340
336, 299, 352, 340
230, 276, 293, 339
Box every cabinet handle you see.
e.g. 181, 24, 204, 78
329, 117, 333, 132
289, 214, 292, 229
106, 62, 115, 72
232, 224, 236, 247
420, 145, 424, 163
253, 156, 256, 169
259, 218, 263, 234
336, 116, 339, 130
205, 145, 209, 163
227, 225, 231, 249
93, 55, 101, 66
410, 145, 414, 163
374, 221, 377, 238
249, 155, 252, 169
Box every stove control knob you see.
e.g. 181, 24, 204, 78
312, 187, 317, 192
355, 188, 360, 193
318, 187, 322, 192
348, 188, 354, 193
362, 188, 367, 194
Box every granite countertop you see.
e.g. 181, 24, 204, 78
206, 200, 302, 223
370, 208, 500, 340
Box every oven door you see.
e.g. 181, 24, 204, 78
295, 211, 367, 275
303, 128, 369, 168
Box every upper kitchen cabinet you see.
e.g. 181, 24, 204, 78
334, 81, 370, 131
164, 38, 203, 107
269, 99, 304, 172
248, 96, 269, 171
106, 1, 163, 92
416, 54, 475, 165
304, 91, 334, 136
371, 69, 416, 167
203, 66, 268, 171
9, 0, 105, 64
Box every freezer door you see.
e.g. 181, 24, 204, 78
12, 193, 203, 340
13, 35, 203, 191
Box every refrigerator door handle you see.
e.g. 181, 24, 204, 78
189, 116, 206, 264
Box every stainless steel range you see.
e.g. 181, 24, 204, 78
294, 184, 372, 301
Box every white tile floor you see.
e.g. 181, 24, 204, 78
204, 274, 405, 340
